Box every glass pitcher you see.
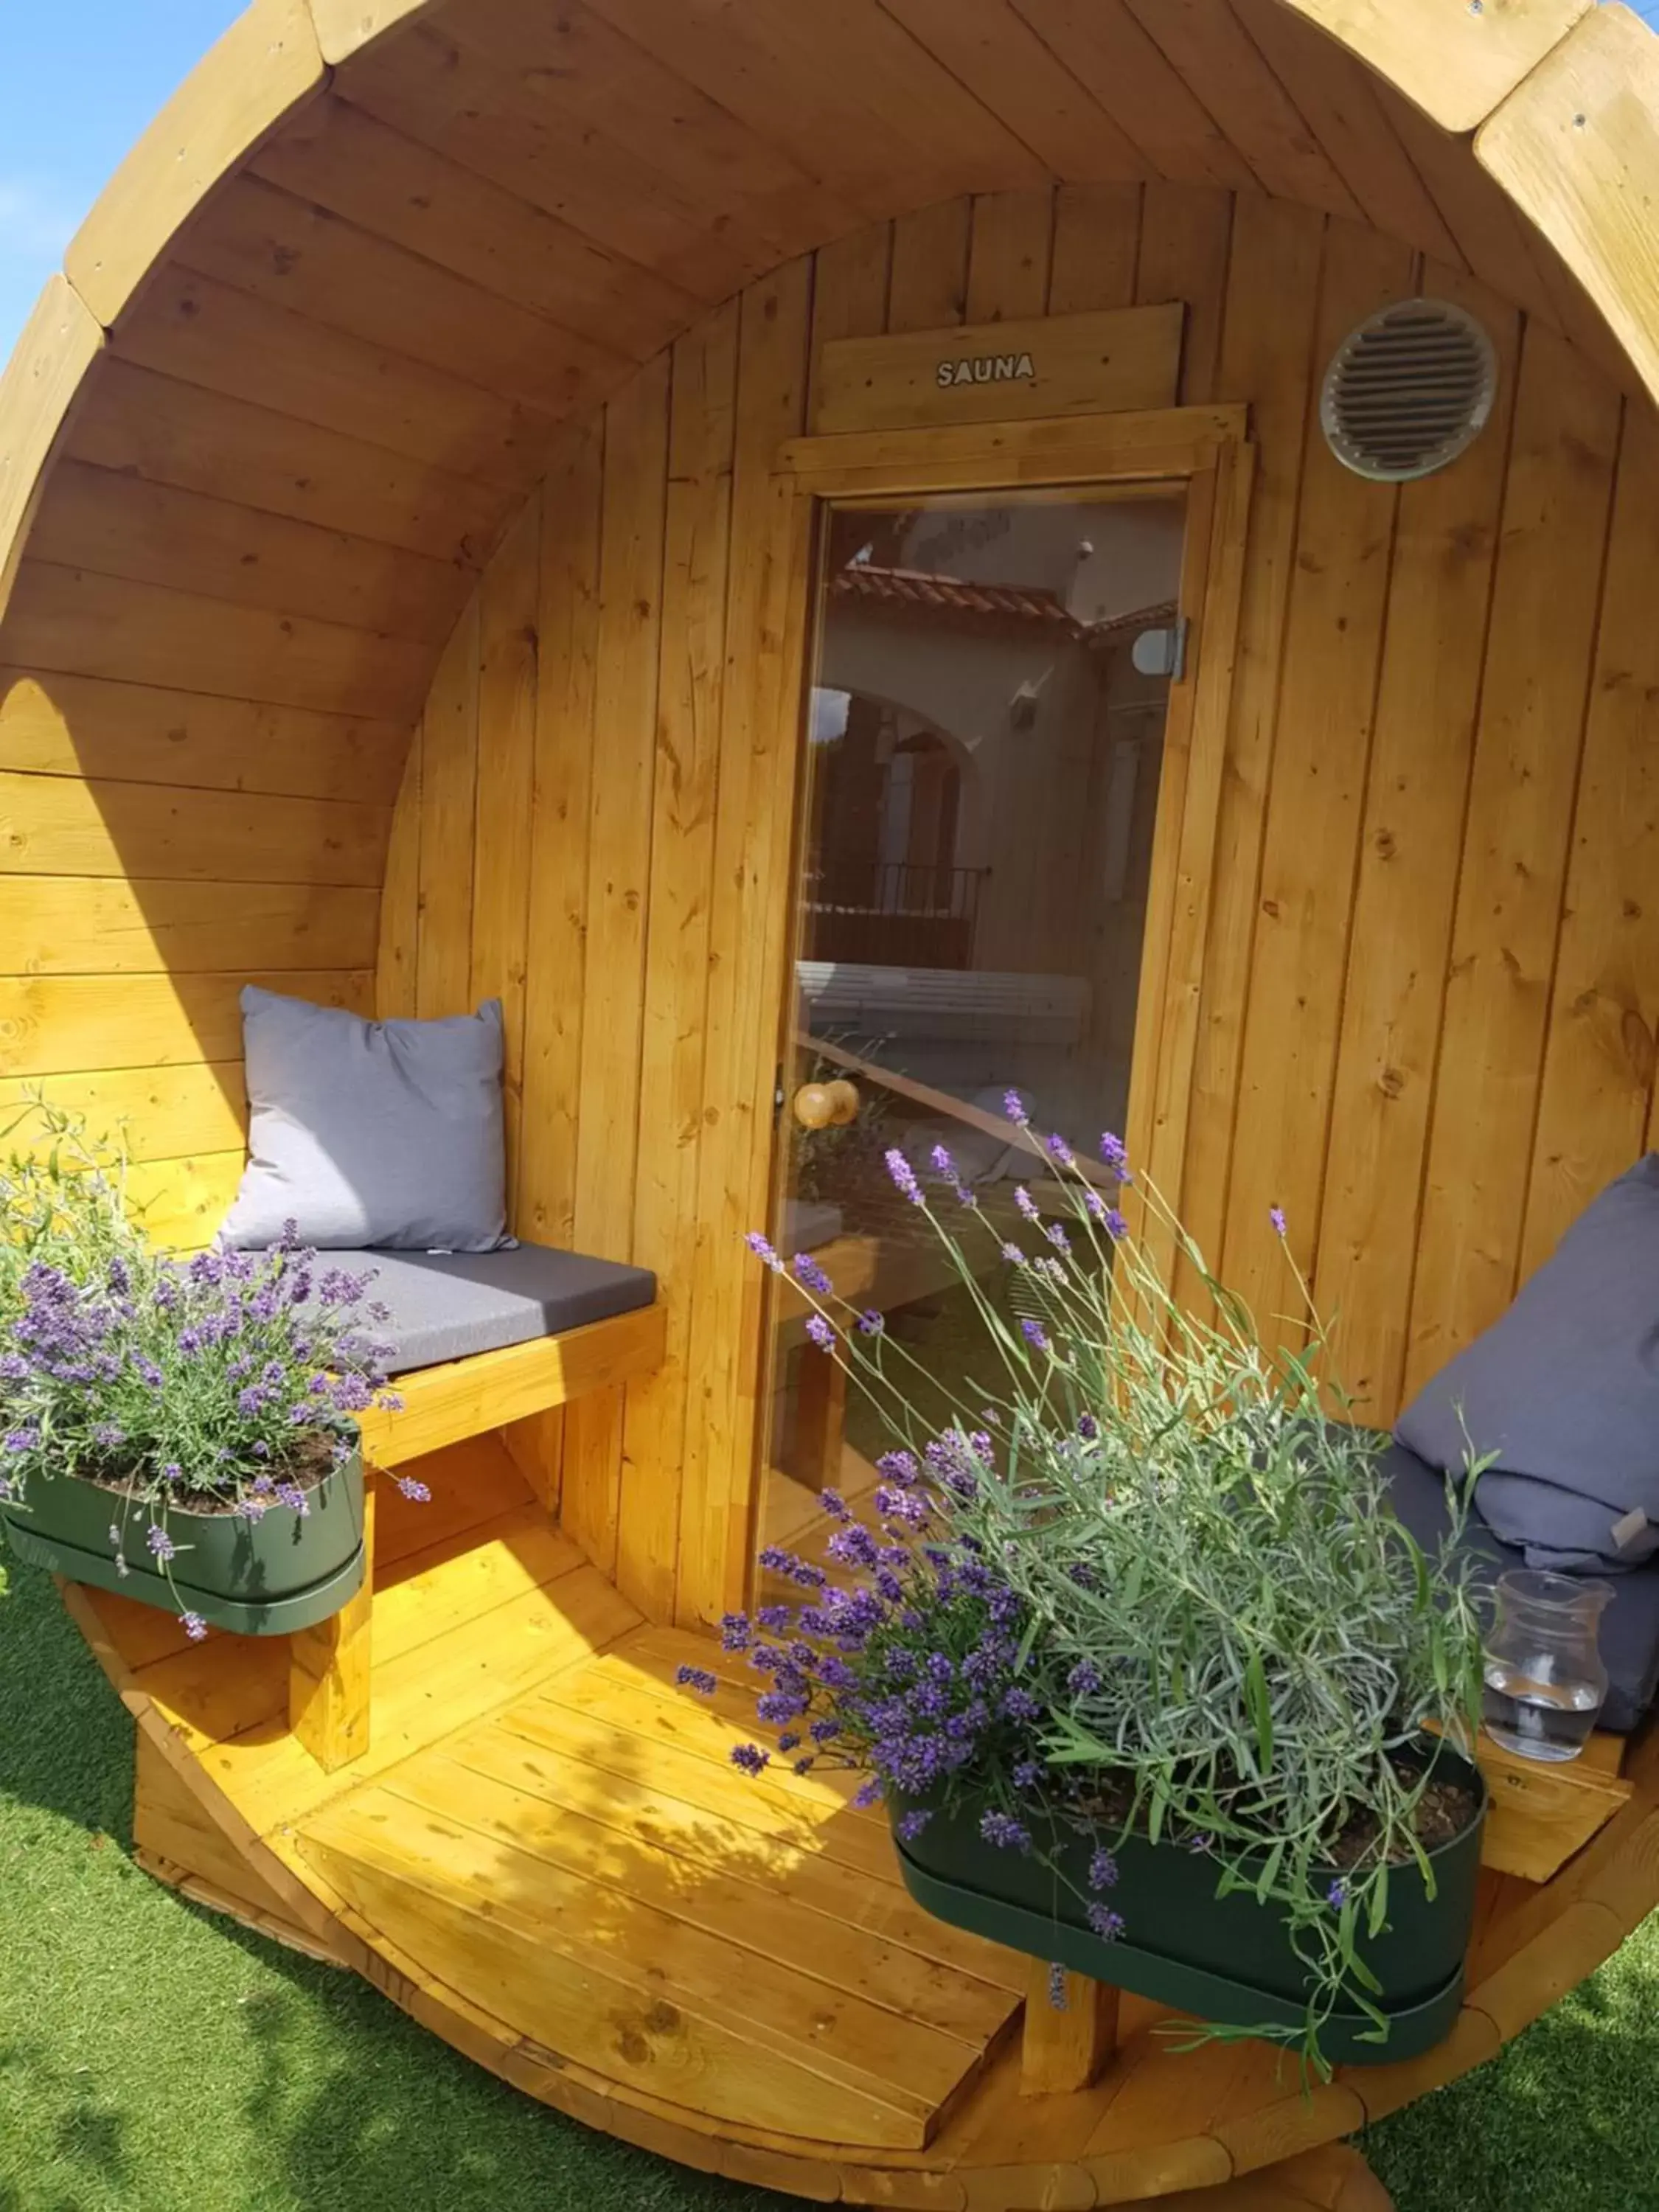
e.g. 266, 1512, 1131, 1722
1482, 1569, 1612, 1763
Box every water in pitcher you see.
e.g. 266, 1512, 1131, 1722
1483, 1661, 1602, 1761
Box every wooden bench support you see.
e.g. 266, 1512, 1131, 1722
290, 1475, 376, 1773
1020, 1961, 1119, 2096
287, 1304, 667, 1772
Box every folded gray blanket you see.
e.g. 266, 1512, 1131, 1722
1395, 1155, 1659, 1573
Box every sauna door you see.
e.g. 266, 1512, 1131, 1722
757, 434, 1245, 1565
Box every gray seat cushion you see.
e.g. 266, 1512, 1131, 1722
338, 1243, 656, 1376
1382, 1437, 1659, 1733
221, 988, 511, 1253
1395, 1154, 1659, 1572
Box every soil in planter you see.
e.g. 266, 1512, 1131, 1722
74, 1427, 339, 1517
1072, 1750, 1481, 1868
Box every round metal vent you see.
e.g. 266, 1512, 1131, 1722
1320, 299, 1497, 482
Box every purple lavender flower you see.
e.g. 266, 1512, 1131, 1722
275, 1483, 310, 1516
1270, 1205, 1288, 1238
0, 1352, 27, 1383
928, 1143, 956, 1180
853, 1779, 883, 1809
182, 1613, 208, 1644
1013, 1186, 1040, 1224
745, 1231, 783, 1271
675, 1665, 718, 1696
1001, 1242, 1026, 1267
720, 1612, 751, 1654
1046, 1132, 1074, 1169
1105, 1208, 1129, 1241
792, 1251, 834, 1295
875, 1450, 919, 1487
1045, 1222, 1070, 1253
2, 1427, 38, 1455
818, 1486, 850, 1522
1012, 1759, 1043, 1791
895, 1809, 932, 1843
874, 1484, 928, 1527
1326, 1878, 1347, 1909
1087, 1849, 1119, 1891
396, 1475, 431, 1503
1087, 1905, 1126, 1941
1020, 1318, 1050, 1354
856, 1309, 885, 1336
1077, 1412, 1099, 1441
730, 1743, 771, 1776
1004, 1090, 1030, 1127
1001, 1685, 1043, 1722
145, 1525, 176, 1564
804, 1314, 836, 1352
979, 1809, 1031, 1852
1099, 1132, 1131, 1181
884, 1147, 924, 1206
1067, 1658, 1102, 1697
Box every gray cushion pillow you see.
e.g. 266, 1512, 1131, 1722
1394, 1155, 1659, 1572
220, 987, 511, 1253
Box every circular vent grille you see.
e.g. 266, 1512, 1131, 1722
1321, 299, 1497, 482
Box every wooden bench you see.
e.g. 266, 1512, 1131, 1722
287, 1301, 667, 1773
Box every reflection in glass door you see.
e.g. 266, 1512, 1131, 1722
762, 486, 1188, 1562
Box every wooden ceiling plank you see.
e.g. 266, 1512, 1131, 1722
441, 0, 860, 259
1379, 86, 1565, 334
114, 267, 554, 494
875, 0, 1148, 184
3, 560, 433, 725
27, 460, 468, 646
1272, 0, 1590, 136
0, 666, 406, 806
0, 277, 102, 625
1008, 0, 1257, 190
577, 0, 1047, 212
331, 24, 777, 299
253, 97, 698, 361
1121, 0, 1360, 216
66, 0, 324, 326
177, 174, 626, 424
1228, 0, 1464, 262
1478, 4, 1659, 408
66, 358, 502, 570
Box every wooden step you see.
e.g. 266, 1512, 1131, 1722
299, 1768, 1001, 2149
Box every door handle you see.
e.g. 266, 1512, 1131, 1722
794, 1079, 859, 1129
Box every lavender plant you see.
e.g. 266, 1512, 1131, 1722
0, 1105, 415, 1636
716, 1106, 1486, 2073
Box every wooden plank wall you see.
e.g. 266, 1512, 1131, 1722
386, 183, 1659, 1630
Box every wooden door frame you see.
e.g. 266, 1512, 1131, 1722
726, 404, 1254, 1596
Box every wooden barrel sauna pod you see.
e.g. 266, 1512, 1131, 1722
9, 2, 1659, 2205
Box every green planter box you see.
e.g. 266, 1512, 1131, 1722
0, 1444, 366, 1635
893, 1745, 1486, 2066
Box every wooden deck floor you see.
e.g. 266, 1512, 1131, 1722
63, 1436, 1659, 2210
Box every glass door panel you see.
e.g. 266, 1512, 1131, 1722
762, 486, 1188, 1559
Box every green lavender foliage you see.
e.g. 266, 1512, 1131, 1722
790, 1129, 1488, 2070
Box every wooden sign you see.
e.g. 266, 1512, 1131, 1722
810, 303, 1185, 436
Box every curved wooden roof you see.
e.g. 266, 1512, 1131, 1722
4, 0, 1659, 680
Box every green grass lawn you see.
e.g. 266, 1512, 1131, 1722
4, 1561, 1657, 2212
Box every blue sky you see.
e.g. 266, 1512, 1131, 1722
4, 1, 1659, 364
